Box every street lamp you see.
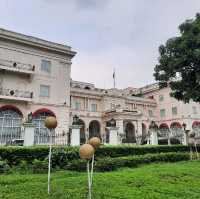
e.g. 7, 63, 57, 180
72, 115, 79, 125
149, 121, 158, 132
27, 112, 33, 123
182, 123, 186, 131
110, 118, 116, 127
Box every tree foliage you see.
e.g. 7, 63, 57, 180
154, 13, 200, 103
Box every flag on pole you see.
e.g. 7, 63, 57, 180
113, 68, 116, 88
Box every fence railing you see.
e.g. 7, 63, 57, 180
0, 88, 33, 99
0, 130, 69, 146
0, 58, 35, 72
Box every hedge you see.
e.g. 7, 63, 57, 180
67, 152, 191, 172
0, 145, 198, 167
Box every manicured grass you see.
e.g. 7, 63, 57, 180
0, 161, 200, 199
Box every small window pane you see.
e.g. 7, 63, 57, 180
172, 107, 177, 116
40, 85, 50, 97
41, 60, 51, 73
148, 110, 153, 117
160, 109, 165, 118
75, 101, 81, 110
91, 104, 97, 112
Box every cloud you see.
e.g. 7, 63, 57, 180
0, 0, 200, 88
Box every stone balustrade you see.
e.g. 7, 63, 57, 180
0, 58, 35, 72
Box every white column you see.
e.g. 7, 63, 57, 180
70, 125, 81, 146
150, 130, 158, 145
23, 123, 35, 146
116, 120, 123, 135
183, 130, 190, 145
137, 121, 142, 136
107, 127, 119, 145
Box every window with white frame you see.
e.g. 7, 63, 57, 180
172, 106, 177, 116
192, 106, 197, 114
91, 104, 97, 112
40, 85, 50, 97
160, 109, 166, 118
74, 101, 81, 110
148, 110, 153, 117
41, 60, 51, 73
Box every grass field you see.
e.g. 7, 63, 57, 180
0, 161, 200, 199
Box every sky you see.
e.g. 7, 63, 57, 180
0, 0, 200, 89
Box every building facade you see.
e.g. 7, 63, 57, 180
0, 29, 200, 145
70, 80, 157, 144
0, 28, 76, 144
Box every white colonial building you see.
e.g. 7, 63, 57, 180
0, 28, 76, 145
0, 28, 200, 145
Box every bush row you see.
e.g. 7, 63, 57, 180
67, 152, 191, 172
0, 145, 197, 167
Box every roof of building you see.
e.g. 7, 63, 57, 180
0, 28, 76, 58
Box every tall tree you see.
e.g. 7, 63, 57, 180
154, 13, 200, 103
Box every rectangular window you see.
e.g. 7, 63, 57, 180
148, 110, 153, 117
172, 107, 177, 116
91, 104, 97, 112
160, 109, 166, 118
41, 60, 51, 73
40, 85, 50, 97
192, 106, 197, 114
75, 101, 81, 110
159, 95, 164, 102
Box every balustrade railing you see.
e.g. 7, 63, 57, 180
0, 58, 35, 72
0, 88, 33, 99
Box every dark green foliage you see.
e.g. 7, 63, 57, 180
32, 159, 48, 173
0, 145, 194, 165
154, 13, 200, 103
0, 160, 10, 173
0, 145, 197, 172
68, 152, 190, 172
95, 145, 192, 157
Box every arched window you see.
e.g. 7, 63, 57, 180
192, 121, 200, 137
123, 122, 136, 143
158, 123, 169, 137
84, 86, 91, 90
170, 122, 182, 137
89, 120, 101, 139
32, 109, 55, 145
0, 105, 23, 145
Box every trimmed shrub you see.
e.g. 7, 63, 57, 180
67, 152, 191, 172
0, 160, 10, 173
32, 159, 48, 174
0, 145, 197, 171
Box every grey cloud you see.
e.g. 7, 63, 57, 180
0, 0, 200, 88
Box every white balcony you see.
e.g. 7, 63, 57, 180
0, 88, 33, 102
0, 58, 35, 75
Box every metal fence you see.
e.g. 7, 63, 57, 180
0, 129, 69, 146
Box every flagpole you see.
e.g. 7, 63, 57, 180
113, 68, 116, 88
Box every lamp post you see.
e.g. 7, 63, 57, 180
44, 116, 57, 195
80, 137, 101, 199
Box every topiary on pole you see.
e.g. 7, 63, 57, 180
154, 13, 200, 103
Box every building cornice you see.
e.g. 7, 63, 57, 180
0, 28, 76, 58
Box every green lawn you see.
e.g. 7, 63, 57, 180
0, 161, 200, 199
